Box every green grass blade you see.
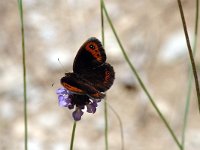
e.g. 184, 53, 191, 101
104, 97, 109, 150
176, 0, 200, 113
181, 0, 199, 149
100, 0, 105, 46
17, 0, 28, 149
107, 103, 124, 150
100, 0, 109, 149
101, 0, 182, 149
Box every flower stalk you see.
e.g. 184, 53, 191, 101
70, 121, 77, 150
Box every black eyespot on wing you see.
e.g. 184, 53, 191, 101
89, 44, 95, 50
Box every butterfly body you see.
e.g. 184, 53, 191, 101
61, 37, 115, 99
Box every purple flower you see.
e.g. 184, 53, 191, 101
56, 88, 72, 107
86, 101, 98, 113
58, 95, 71, 107
56, 88, 102, 121
72, 108, 84, 121
56, 88, 70, 95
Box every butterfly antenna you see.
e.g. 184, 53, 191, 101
58, 58, 66, 73
51, 58, 65, 87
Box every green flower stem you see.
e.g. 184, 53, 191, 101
176, 0, 200, 113
100, 0, 109, 150
100, 0, 105, 46
107, 103, 124, 150
17, 0, 28, 150
181, 0, 199, 149
104, 98, 109, 150
70, 121, 77, 150
101, 1, 182, 149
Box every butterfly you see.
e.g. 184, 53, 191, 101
60, 37, 115, 99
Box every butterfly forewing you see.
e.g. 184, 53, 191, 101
73, 37, 106, 74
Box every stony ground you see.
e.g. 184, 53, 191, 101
0, 0, 200, 150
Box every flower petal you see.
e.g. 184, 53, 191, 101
56, 88, 69, 95
86, 102, 97, 114
58, 95, 70, 107
68, 104, 74, 109
92, 101, 98, 107
72, 108, 84, 121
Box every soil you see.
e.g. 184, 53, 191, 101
0, 0, 200, 150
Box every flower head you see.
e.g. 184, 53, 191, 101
56, 88, 101, 121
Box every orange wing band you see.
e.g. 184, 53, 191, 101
62, 82, 84, 94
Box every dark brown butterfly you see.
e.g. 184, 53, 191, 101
61, 37, 115, 99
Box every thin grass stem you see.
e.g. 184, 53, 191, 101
101, 0, 182, 149
181, 0, 199, 149
70, 121, 77, 150
176, 0, 200, 113
100, 0, 105, 45
107, 103, 124, 150
17, 0, 28, 149
104, 97, 109, 150
100, 0, 109, 149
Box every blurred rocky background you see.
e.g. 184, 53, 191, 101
0, 0, 200, 150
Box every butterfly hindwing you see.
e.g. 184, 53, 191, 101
61, 73, 105, 99
80, 63, 115, 92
